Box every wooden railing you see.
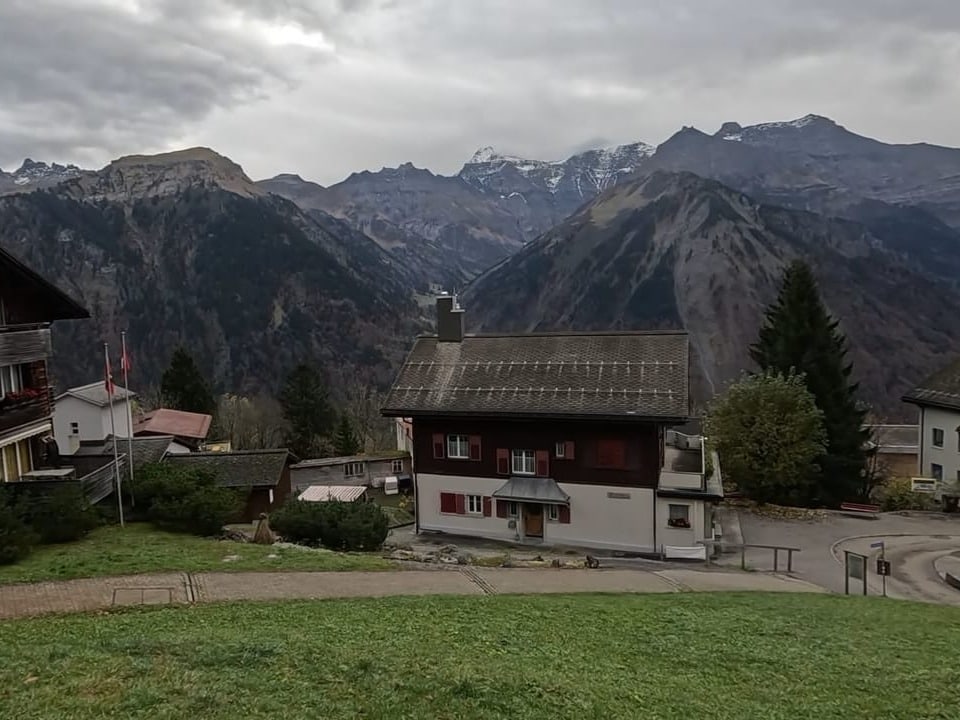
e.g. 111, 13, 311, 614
699, 541, 801, 573
0, 325, 51, 366
0, 389, 52, 434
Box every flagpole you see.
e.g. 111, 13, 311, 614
121, 331, 136, 508
105, 342, 124, 527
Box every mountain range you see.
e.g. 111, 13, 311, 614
3, 114, 960, 417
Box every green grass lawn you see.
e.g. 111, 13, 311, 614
0, 523, 391, 585
0, 593, 957, 719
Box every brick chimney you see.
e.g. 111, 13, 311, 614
436, 293, 464, 343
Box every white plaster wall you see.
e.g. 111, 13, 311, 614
655, 498, 714, 549
52, 396, 103, 453
659, 470, 702, 490
99, 401, 133, 441
416, 473, 657, 552
919, 406, 960, 486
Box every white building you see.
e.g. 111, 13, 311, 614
904, 361, 960, 506
53, 381, 135, 454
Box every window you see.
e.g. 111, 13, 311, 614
597, 439, 626, 469
466, 495, 483, 515
933, 428, 944, 447
508, 501, 519, 518
668, 504, 691, 528
0, 364, 22, 396
555, 442, 565, 458
70, 422, 79, 435
546, 504, 559, 521
447, 434, 469, 459
931, 463, 943, 481
344, 462, 364, 478
391, 459, 403, 474
512, 449, 535, 475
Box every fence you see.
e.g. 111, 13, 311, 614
699, 540, 800, 573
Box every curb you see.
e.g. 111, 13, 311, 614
828, 533, 960, 568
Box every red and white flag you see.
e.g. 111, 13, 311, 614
121, 345, 132, 374
104, 345, 115, 396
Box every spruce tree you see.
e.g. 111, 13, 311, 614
279, 363, 334, 459
160, 347, 216, 416
333, 415, 362, 457
750, 260, 869, 506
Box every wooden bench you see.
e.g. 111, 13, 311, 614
840, 502, 880, 518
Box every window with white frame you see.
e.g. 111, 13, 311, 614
545, 504, 559, 521
512, 449, 535, 475
508, 501, 519, 517
668, 504, 691, 528
0, 364, 23, 396
392, 459, 403, 473
466, 495, 483, 515
344, 462, 365, 478
555, 442, 565, 458
447, 434, 470, 459
933, 428, 945, 447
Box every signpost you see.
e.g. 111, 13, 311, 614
844, 551, 868, 596
871, 540, 888, 598
911, 477, 938, 494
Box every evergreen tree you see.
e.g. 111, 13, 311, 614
750, 260, 870, 505
333, 415, 362, 457
279, 363, 334, 459
160, 347, 215, 416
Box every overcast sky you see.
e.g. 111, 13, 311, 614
1, 0, 959, 185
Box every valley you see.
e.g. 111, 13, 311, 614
3, 114, 960, 417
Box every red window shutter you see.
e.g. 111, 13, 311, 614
535, 450, 550, 477
455, 494, 466, 515
483, 496, 492, 517
558, 505, 571, 524
565, 440, 575, 460
469, 435, 482, 461
432, 433, 445, 459
496, 499, 508, 518
440, 492, 456, 513
496, 448, 509, 475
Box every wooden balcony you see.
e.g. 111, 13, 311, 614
0, 389, 52, 435
0, 324, 51, 366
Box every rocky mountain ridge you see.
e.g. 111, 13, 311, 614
461, 170, 960, 417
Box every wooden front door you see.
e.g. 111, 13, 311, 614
523, 503, 543, 538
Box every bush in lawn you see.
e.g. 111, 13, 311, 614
876, 477, 937, 512
272, 499, 389, 551
22, 484, 99, 544
136, 463, 241, 536
0, 488, 36, 565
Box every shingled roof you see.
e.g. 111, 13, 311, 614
165, 450, 295, 488
903, 357, 960, 412
381, 331, 690, 421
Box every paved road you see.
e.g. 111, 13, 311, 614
0, 566, 825, 620
832, 534, 960, 605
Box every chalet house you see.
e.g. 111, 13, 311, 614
864, 424, 918, 480
1, 246, 89, 484
53, 381, 136, 454
903, 360, 960, 507
290, 451, 411, 494
165, 449, 297, 521
381, 295, 722, 556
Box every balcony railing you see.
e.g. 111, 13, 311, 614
0, 324, 52, 366
0, 387, 52, 435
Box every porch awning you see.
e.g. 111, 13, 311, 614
493, 476, 570, 504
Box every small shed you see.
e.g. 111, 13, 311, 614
299, 485, 368, 503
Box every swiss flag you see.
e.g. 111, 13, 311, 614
104, 353, 115, 396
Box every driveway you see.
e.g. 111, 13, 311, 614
731, 508, 960, 600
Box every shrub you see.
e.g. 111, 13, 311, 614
135, 463, 242, 536
0, 489, 36, 565
876, 477, 937, 512
21, 485, 100, 544
272, 500, 389, 551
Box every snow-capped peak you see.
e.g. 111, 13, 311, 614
469, 146, 501, 164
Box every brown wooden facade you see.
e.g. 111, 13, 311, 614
412, 416, 665, 488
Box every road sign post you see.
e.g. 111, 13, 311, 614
871, 540, 887, 598
844, 550, 868, 596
